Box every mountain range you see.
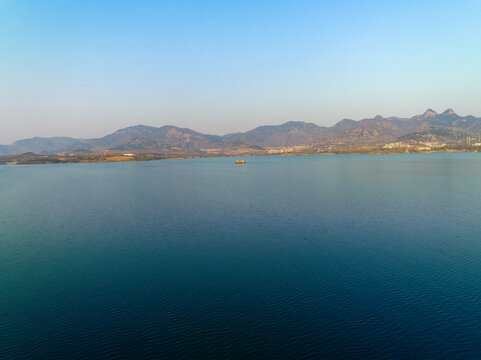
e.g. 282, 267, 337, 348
2, 109, 480, 156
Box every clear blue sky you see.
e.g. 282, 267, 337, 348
1, 0, 480, 143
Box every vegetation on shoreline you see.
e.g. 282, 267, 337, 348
1, 146, 480, 165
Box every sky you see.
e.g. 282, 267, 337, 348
1, 0, 481, 144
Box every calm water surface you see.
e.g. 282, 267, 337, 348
2, 154, 481, 359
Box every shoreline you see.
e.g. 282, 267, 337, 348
1, 148, 480, 165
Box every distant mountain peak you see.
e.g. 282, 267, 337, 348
423, 108, 438, 117
442, 108, 456, 115
283, 121, 309, 126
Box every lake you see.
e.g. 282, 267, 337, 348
2, 153, 481, 358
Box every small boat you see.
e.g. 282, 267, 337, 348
235, 160, 246, 164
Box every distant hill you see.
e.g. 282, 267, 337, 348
72, 125, 225, 152
223, 121, 327, 147
324, 115, 418, 147
0, 137, 81, 155
320, 109, 481, 149
2, 109, 481, 155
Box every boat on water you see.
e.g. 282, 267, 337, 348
235, 160, 246, 164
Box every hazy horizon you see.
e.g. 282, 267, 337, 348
1, 0, 481, 143
0, 107, 474, 145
